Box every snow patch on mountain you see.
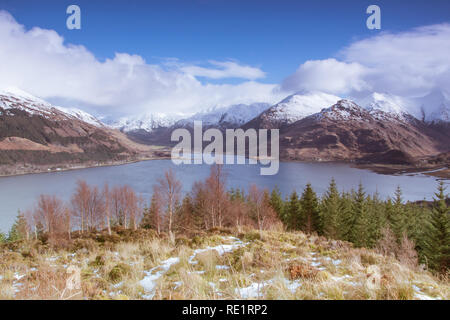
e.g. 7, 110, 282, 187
314, 99, 418, 125
355, 92, 418, 119
315, 100, 368, 122
415, 89, 450, 123
0, 87, 105, 127
110, 113, 186, 132
179, 102, 271, 127
0, 88, 53, 115
56, 106, 105, 127
113, 102, 271, 133
265, 91, 341, 124
0, 87, 48, 104
354, 90, 450, 123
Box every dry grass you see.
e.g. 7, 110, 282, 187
0, 228, 448, 300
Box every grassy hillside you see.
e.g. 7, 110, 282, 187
0, 227, 448, 300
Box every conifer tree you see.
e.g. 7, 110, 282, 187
321, 178, 341, 238
140, 207, 152, 229
366, 192, 385, 248
299, 183, 320, 234
175, 195, 201, 232
8, 212, 29, 242
141, 193, 163, 234
351, 183, 369, 247
424, 181, 449, 272
230, 188, 245, 202
285, 191, 301, 230
337, 191, 353, 241
269, 186, 285, 223
390, 186, 406, 241
229, 187, 236, 200
410, 201, 431, 264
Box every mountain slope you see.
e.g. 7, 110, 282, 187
0, 90, 160, 175
416, 89, 450, 123
0, 87, 106, 127
354, 90, 450, 123
276, 100, 450, 164
354, 92, 419, 121
115, 102, 272, 145
177, 102, 271, 128
109, 112, 185, 133
244, 91, 341, 130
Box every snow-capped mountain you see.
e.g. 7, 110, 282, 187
110, 102, 271, 133
279, 99, 450, 163
178, 102, 271, 128
0, 88, 151, 173
250, 89, 450, 128
109, 113, 186, 133
314, 99, 373, 121
243, 91, 341, 129
354, 92, 418, 120
0, 87, 105, 127
264, 91, 341, 124
315, 99, 416, 123
55, 107, 105, 127
354, 90, 450, 123
415, 89, 450, 123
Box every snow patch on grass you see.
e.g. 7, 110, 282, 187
140, 257, 180, 299
412, 284, 442, 300
188, 239, 246, 265
236, 280, 271, 298
140, 236, 245, 299
216, 265, 230, 270
236, 278, 302, 298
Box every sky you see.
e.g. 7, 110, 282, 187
0, 0, 449, 118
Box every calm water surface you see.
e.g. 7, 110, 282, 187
0, 159, 448, 232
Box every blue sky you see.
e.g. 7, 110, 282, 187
0, 0, 449, 116
2, 0, 449, 84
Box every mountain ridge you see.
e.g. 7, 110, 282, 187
0, 90, 165, 176
1, 88, 449, 175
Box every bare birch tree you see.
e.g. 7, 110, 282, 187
155, 169, 182, 236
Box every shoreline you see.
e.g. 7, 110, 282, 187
278, 157, 450, 179
0, 154, 172, 178
1, 155, 449, 180
353, 163, 450, 179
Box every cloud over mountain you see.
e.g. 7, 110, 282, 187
282, 24, 450, 97
0, 11, 282, 117
179, 60, 266, 80
1, 9, 449, 120
282, 59, 370, 95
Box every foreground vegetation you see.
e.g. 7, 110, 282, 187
0, 165, 448, 299
0, 227, 448, 300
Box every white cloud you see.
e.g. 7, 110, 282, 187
0, 11, 281, 117
282, 24, 450, 97
180, 60, 266, 80
3, 10, 448, 118
282, 59, 370, 94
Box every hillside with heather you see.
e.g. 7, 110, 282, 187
1, 227, 448, 300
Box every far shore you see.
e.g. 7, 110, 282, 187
1, 152, 448, 180
353, 163, 450, 179
0, 154, 172, 178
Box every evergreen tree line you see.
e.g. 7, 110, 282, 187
268, 179, 449, 273
0, 167, 448, 273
